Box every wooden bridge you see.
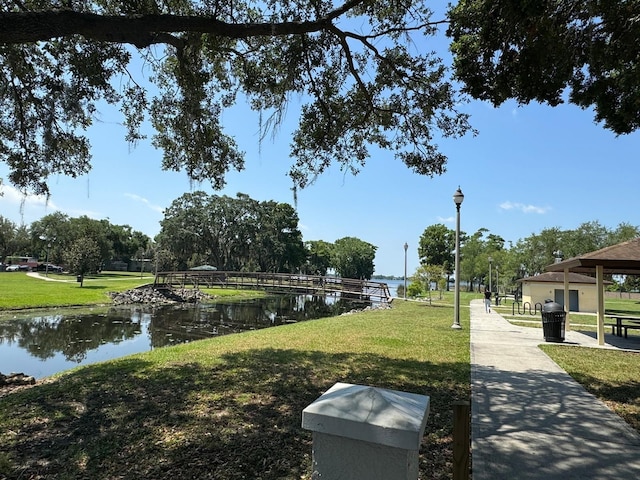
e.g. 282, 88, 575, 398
153, 271, 392, 303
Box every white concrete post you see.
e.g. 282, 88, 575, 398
302, 382, 430, 480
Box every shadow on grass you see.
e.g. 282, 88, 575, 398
575, 329, 640, 350
1, 349, 469, 480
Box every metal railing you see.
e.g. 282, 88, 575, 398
154, 271, 391, 303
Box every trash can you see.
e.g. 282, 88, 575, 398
76, 275, 82, 283
541, 300, 566, 342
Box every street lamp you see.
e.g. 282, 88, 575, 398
488, 256, 493, 293
140, 249, 145, 278
45, 243, 51, 277
39, 235, 52, 277
403, 242, 408, 300
452, 187, 464, 329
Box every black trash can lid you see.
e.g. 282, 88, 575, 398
542, 301, 564, 313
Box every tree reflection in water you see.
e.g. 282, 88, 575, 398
0, 295, 368, 377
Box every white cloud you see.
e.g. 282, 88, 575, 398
499, 201, 550, 214
436, 215, 455, 224
66, 207, 103, 219
1, 184, 59, 210
0, 184, 63, 226
124, 193, 164, 213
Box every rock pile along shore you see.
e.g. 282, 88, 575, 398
108, 286, 214, 305
0, 372, 35, 387
0, 372, 37, 397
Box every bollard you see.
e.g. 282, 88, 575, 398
452, 401, 470, 480
302, 382, 430, 480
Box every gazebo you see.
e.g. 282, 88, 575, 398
545, 237, 640, 345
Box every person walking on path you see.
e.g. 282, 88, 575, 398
483, 288, 491, 312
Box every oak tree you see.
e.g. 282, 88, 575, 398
64, 236, 102, 285
332, 236, 376, 280
448, 0, 640, 134
0, 0, 472, 196
4, 1, 638, 198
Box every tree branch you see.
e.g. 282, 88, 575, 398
0, 9, 350, 47
327, 24, 375, 119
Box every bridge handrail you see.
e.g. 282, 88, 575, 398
154, 271, 391, 303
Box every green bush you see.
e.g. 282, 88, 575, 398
407, 281, 423, 297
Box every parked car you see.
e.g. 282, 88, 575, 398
6, 265, 20, 271
37, 263, 63, 273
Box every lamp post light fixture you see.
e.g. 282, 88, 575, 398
403, 242, 408, 300
452, 187, 464, 329
553, 250, 563, 264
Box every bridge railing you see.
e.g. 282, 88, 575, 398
154, 271, 391, 303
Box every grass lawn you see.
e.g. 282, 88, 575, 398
0, 271, 264, 310
0, 299, 470, 479
0, 271, 155, 309
2, 277, 639, 479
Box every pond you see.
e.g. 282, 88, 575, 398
0, 295, 369, 379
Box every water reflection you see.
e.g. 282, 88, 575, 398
0, 295, 365, 379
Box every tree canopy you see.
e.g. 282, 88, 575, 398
448, 0, 640, 134
158, 191, 305, 272
64, 236, 102, 285
2, 1, 638, 198
0, 0, 473, 196
418, 223, 456, 273
331, 236, 377, 280
411, 220, 640, 296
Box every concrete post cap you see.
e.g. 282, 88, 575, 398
302, 382, 430, 450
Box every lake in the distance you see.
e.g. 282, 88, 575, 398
0, 294, 369, 379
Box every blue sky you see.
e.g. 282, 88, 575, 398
2, 95, 638, 276
2, 22, 640, 276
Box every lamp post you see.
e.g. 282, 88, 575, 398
140, 249, 145, 278
39, 235, 52, 277
495, 265, 499, 304
452, 187, 464, 329
488, 256, 493, 293
403, 242, 408, 300
45, 242, 51, 277
154, 243, 160, 277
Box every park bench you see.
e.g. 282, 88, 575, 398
606, 315, 640, 338
621, 324, 640, 338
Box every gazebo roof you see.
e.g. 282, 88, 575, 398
518, 271, 606, 284
545, 237, 640, 275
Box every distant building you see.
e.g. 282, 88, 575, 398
106, 260, 128, 271
517, 272, 611, 313
3, 255, 38, 270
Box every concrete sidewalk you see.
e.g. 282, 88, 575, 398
470, 299, 640, 479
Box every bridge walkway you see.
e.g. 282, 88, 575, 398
153, 271, 391, 303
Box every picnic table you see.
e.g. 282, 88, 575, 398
606, 315, 640, 338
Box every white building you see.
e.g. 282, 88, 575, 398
518, 272, 611, 313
